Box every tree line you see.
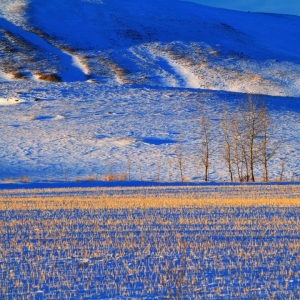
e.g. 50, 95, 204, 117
188, 95, 283, 182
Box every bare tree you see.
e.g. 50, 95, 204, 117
279, 156, 286, 182
61, 164, 68, 182
220, 104, 234, 181
199, 103, 214, 182
138, 161, 143, 181
156, 157, 162, 182
259, 107, 281, 182
175, 136, 185, 182
238, 95, 266, 182
126, 157, 132, 180
168, 157, 173, 182
221, 95, 278, 182
228, 110, 250, 182
240, 138, 250, 181
231, 112, 244, 182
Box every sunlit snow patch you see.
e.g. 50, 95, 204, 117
97, 137, 136, 146
54, 115, 66, 120
71, 55, 90, 76
0, 97, 25, 105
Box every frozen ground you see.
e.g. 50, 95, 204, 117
0, 82, 299, 183
0, 0, 299, 183
1, 184, 300, 199
1, 187, 299, 299
0, 0, 300, 96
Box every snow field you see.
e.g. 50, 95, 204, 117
0, 0, 300, 96
0, 0, 299, 183
0, 82, 299, 183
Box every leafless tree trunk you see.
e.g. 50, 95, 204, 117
138, 161, 143, 181
232, 140, 242, 181
279, 157, 286, 182
175, 137, 185, 182
259, 108, 282, 182
127, 157, 131, 181
239, 95, 266, 182
220, 96, 281, 182
168, 157, 172, 182
261, 115, 270, 181
241, 143, 250, 181
199, 103, 213, 182
156, 157, 162, 182
231, 112, 245, 182
62, 165, 68, 181
220, 105, 234, 181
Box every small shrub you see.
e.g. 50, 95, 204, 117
30, 28, 50, 39
85, 175, 97, 182
4, 47, 18, 53
20, 176, 30, 183
182, 176, 191, 182
118, 173, 127, 181
12, 72, 27, 79
106, 173, 117, 182
3, 179, 16, 184
37, 72, 62, 82
60, 45, 76, 54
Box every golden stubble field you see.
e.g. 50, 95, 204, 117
1, 184, 300, 210
0, 184, 300, 299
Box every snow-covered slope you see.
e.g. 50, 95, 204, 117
0, 0, 300, 96
0, 81, 299, 183
0, 0, 300, 183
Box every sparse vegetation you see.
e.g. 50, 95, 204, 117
20, 175, 30, 183
3, 176, 30, 183
37, 72, 62, 82
11, 71, 27, 79
3, 178, 16, 184
0, 186, 299, 299
85, 174, 98, 182
198, 103, 214, 182
118, 173, 127, 181
106, 173, 117, 181
194, 95, 283, 182
0, 2, 299, 298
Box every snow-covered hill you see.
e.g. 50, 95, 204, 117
0, 0, 300, 96
0, 0, 299, 183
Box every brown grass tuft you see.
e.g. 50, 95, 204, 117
20, 176, 30, 183
118, 173, 127, 181
3, 179, 16, 184
12, 72, 27, 79
37, 72, 62, 82
106, 173, 117, 182
85, 175, 97, 182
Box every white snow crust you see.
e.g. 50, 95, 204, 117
0, 0, 299, 182
0, 81, 299, 182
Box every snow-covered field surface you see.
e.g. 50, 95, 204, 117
0, 0, 300, 182
1, 185, 300, 299
1, 1, 300, 299
0, 82, 300, 182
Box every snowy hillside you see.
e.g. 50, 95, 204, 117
0, 0, 300, 183
0, 81, 299, 183
0, 0, 300, 96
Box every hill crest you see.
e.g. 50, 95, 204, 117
0, 0, 300, 96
